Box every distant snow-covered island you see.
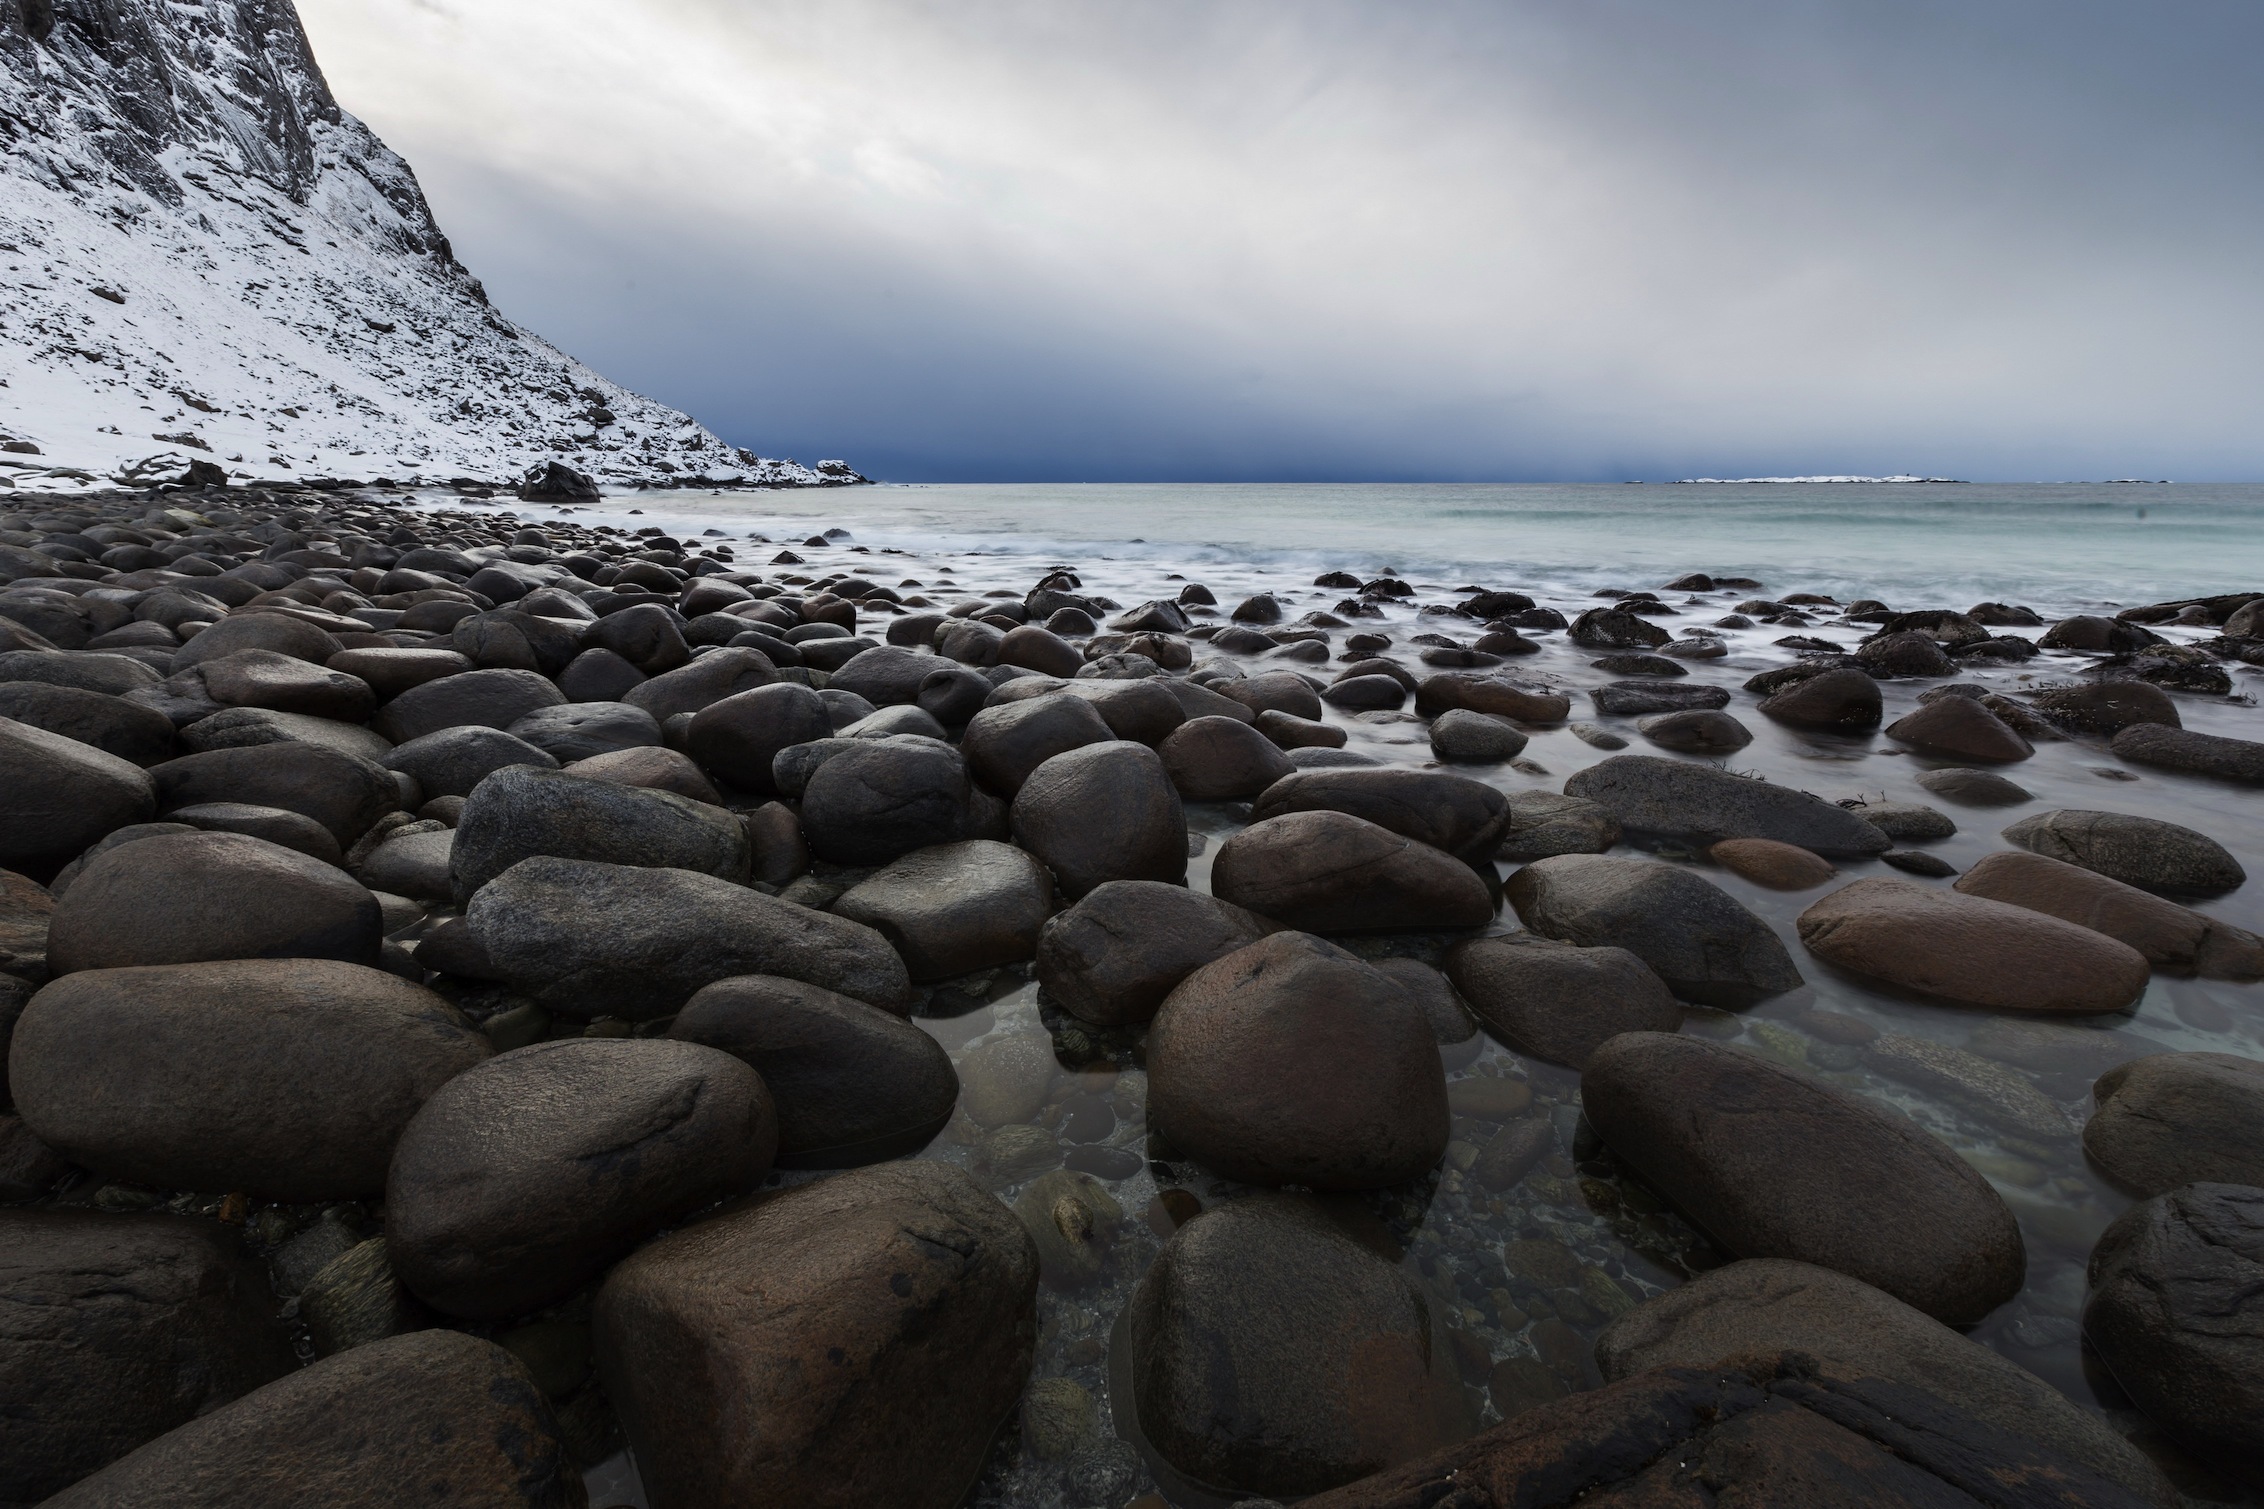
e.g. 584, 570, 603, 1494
1676, 475, 1968, 484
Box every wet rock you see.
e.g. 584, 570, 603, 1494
1709, 837, 1836, 889
47, 830, 380, 973
382, 724, 557, 799
1916, 765, 2034, 805
507, 700, 661, 764
2004, 808, 2245, 895
2084, 1053, 2264, 1196
1797, 876, 2148, 1013
1589, 680, 1731, 716
0, 1209, 297, 1504
556, 646, 647, 702
1593, 1260, 2175, 1507
1429, 707, 1529, 762
1149, 933, 1448, 1189
0, 716, 158, 878
1857, 630, 1956, 678
1638, 708, 1751, 753
370, 666, 564, 744
997, 624, 1083, 677
682, 681, 832, 796
961, 692, 1114, 796
1564, 755, 1891, 856
1011, 741, 1187, 898
298, 1237, 430, 1359
1012, 1170, 1124, 1290
469, 856, 911, 1018
1473, 1118, 1555, 1191
1371, 956, 1480, 1059
1568, 607, 1671, 651
168, 611, 342, 673
1252, 766, 1511, 865
177, 704, 393, 763
1497, 790, 1620, 861
2029, 680, 2180, 737
1885, 695, 2034, 762
1956, 850, 2264, 979
584, 602, 690, 675
1858, 1034, 2073, 1139
569, 744, 723, 803
0, 870, 52, 983
387, 1039, 775, 1320
1847, 799, 1956, 842
1506, 855, 1802, 1007
2112, 722, 2264, 784
833, 840, 1055, 982
0, 681, 175, 764
2042, 614, 2159, 653
197, 648, 375, 722
1756, 666, 1883, 730
823, 643, 940, 707
1322, 674, 1407, 711
1444, 934, 1678, 1069
800, 737, 989, 866
1212, 811, 1494, 933
1160, 714, 1296, 799
2085, 1183, 2264, 1485
1582, 1033, 2024, 1322
1035, 879, 1278, 1028
40, 1330, 580, 1509
621, 646, 780, 722
1414, 673, 1571, 723
595, 1160, 1036, 1509
326, 646, 471, 698
152, 740, 400, 847
449, 764, 750, 902
11, 959, 488, 1199
1120, 1192, 1473, 1499
670, 974, 957, 1166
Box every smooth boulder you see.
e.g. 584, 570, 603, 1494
959, 692, 1114, 796
10, 959, 489, 1199
670, 974, 959, 1166
1563, 755, 1890, 856
1955, 849, 2264, 979
1443, 934, 1679, 1069
1756, 666, 1883, 730
1034, 880, 1277, 1028
1796, 876, 2149, 1013
799, 737, 988, 866
832, 839, 1055, 982
370, 666, 564, 744
2112, 722, 2264, 784
0, 717, 158, 877
2084, 1053, 2264, 1196
1885, 695, 2034, 762
1506, 854, 1802, 1007
685, 682, 832, 795
1158, 714, 1295, 800
448, 764, 751, 902
2004, 808, 2245, 895
1251, 766, 1510, 866
150, 741, 399, 847
1211, 810, 1494, 933
1148, 932, 1448, 1189
387, 1039, 776, 1319
1582, 1032, 2025, 1322
1010, 741, 1187, 898
468, 856, 912, 1018
594, 1161, 1036, 1509
382, 724, 558, 799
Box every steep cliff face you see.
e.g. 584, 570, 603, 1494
0, 0, 857, 490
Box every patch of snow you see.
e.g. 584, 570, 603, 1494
0, 0, 859, 494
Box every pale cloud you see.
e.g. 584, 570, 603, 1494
296, 0, 2264, 479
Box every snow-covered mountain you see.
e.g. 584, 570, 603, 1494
0, 0, 859, 492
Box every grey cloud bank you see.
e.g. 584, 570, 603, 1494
298, 0, 2264, 481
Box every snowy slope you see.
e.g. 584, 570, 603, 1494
0, 0, 857, 491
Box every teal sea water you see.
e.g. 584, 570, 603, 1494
604, 482, 2264, 615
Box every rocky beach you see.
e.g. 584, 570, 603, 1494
0, 470, 2257, 1508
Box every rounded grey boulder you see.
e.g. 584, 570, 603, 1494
11, 960, 490, 1200
832, 840, 1056, 982
1506, 853, 1802, 1007
381, 724, 557, 800
0, 716, 158, 878
506, 700, 662, 763
960, 692, 1115, 796
1563, 755, 1890, 856
1211, 810, 1493, 933
369, 666, 564, 744
1034, 879, 1278, 1028
685, 682, 832, 796
387, 1038, 776, 1320
800, 737, 985, 866
2004, 808, 2245, 896
1010, 741, 1187, 898
448, 763, 751, 903
1444, 933, 1679, 1069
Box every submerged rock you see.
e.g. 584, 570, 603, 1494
1564, 756, 1890, 856
1506, 854, 1802, 1007
2004, 808, 2246, 895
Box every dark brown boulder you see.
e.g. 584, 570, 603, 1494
2084, 1183, 2264, 1485
1251, 766, 1510, 865
996, 623, 1083, 677
1158, 714, 1295, 799
1582, 1033, 2024, 1322
1592, 1260, 2176, 1506
1120, 1193, 1475, 1501
1010, 740, 1187, 898
567, 743, 722, 803
1955, 850, 2264, 979
1444, 934, 1679, 1069
40, 1329, 582, 1509
960, 692, 1115, 796
2084, 1053, 2264, 1196
1415, 672, 1572, 722
448, 764, 751, 902
1034, 879, 1277, 1028
0, 716, 158, 878
0, 1209, 297, 1504
2004, 808, 2245, 895
669, 974, 959, 1166
1299, 1353, 2152, 1509
2111, 721, 2264, 784
1569, 607, 1671, 650
594, 1161, 1035, 1509
46, 831, 379, 974
1149, 932, 1448, 1189
1506, 854, 1802, 1007
832, 839, 1055, 982
150, 740, 399, 847
799, 736, 988, 866
1884, 694, 2034, 762
197, 648, 376, 722
1757, 667, 1882, 730
168, 611, 341, 673
1211, 810, 1494, 932
0, 681, 175, 765
1563, 755, 1890, 856
387, 1039, 775, 1320
2029, 679, 2180, 736
11, 960, 489, 1200
685, 681, 833, 795
325, 646, 472, 698
370, 666, 565, 744
621, 647, 780, 722
468, 856, 912, 1018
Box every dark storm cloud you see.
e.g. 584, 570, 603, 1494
301, 0, 2264, 479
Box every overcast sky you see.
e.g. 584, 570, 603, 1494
297, 0, 2264, 481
